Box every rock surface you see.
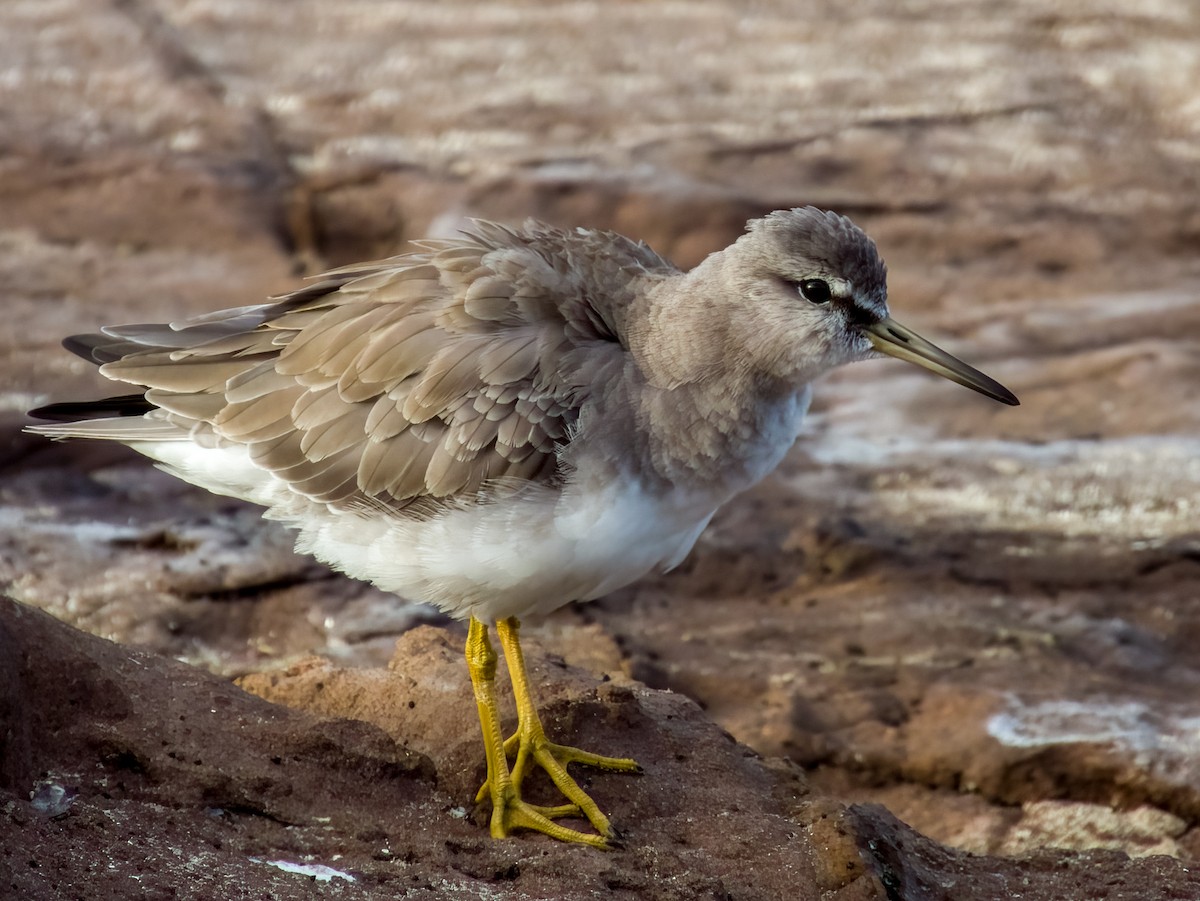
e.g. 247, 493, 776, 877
3, 1, 1200, 898
6, 599, 1200, 900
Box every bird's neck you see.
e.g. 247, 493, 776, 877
603, 265, 810, 489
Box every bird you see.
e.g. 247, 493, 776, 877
28, 207, 1019, 849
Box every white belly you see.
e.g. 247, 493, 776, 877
133, 441, 719, 623
292, 474, 724, 622
129, 386, 810, 623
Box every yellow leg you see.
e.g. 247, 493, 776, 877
465, 616, 640, 848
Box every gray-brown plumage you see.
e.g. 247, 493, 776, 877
31, 206, 1016, 618
49, 220, 672, 510
30, 206, 1018, 848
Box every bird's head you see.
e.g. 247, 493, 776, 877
716, 207, 1018, 405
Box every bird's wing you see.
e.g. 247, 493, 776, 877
40, 220, 677, 511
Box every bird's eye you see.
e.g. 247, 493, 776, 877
798, 279, 832, 304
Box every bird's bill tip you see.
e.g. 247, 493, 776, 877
865, 317, 1020, 406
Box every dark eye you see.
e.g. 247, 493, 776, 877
798, 279, 832, 304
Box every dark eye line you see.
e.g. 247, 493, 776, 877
840, 300, 880, 329
779, 277, 881, 327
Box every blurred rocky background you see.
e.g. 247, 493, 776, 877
2, 1, 1200, 898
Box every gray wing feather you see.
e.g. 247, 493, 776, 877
56, 219, 676, 511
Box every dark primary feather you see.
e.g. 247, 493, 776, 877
28, 394, 154, 421
44, 219, 676, 510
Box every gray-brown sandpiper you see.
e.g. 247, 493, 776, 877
30, 207, 1018, 848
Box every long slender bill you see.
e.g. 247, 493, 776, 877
865, 317, 1019, 406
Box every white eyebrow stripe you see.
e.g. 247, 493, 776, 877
829, 277, 853, 298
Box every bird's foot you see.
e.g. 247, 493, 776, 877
478, 781, 609, 849
475, 729, 640, 848
467, 616, 640, 848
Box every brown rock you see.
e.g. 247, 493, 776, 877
6, 598, 1200, 899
